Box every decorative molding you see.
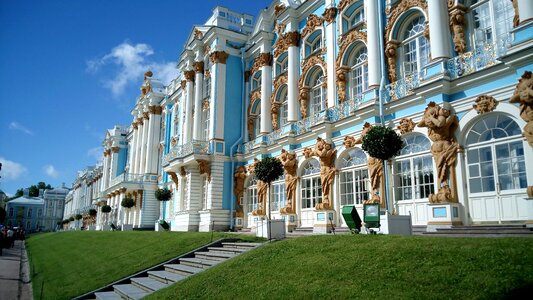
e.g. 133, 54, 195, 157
179, 166, 186, 176
473, 95, 498, 114
159, 142, 164, 151
271, 103, 280, 130
397, 118, 416, 134
209, 51, 229, 64
197, 159, 211, 182
132, 122, 138, 130
247, 115, 256, 141
449, 5, 467, 54
274, 31, 300, 58
385, 41, 399, 83
510, 71, 533, 148
171, 136, 177, 147
299, 55, 327, 88
274, 3, 286, 17
149, 105, 162, 115
448, 0, 455, 10
112, 146, 120, 153
193, 28, 203, 39
323, 7, 338, 24
271, 73, 288, 104
202, 99, 210, 110
336, 30, 367, 69
384, 0, 428, 40
280, 149, 298, 214
193, 61, 204, 74
204, 69, 211, 78
299, 87, 310, 119
343, 136, 356, 148
143, 111, 149, 120
184, 70, 195, 82
274, 20, 286, 35
336, 68, 348, 104
511, 0, 519, 27
338, 0, 356, 12
180, 80, 186, 89
302, 14, 324, 38
167, 171, 179, 187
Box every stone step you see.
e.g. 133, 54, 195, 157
130, 276, 169, 292
147, 270, 186, 284
293, 227, 313, 232
94, 291, 122, 300
164, 263, 203, 276
179, 257, 221, 269
221, 242, 262, 249
113, 284, 149, 300
207, 246, 249, 254
194, 251, 236, 261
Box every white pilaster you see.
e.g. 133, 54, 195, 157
365, 0, 382, 87
134, 117, 143, 174
260, 62, 272, 134
183, 75, 195, 143
193, 70, 204, 140
186, 168, 202, 211
131, 126, 139, 174
210, 51, 228, 140
325, 7, 337, 107
288, 42, 300, 122
428, 0, 452, 59
518, 0, 533, 25
139, 113, 150, 174
146, 109, 161, 174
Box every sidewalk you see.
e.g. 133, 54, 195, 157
0, 240, 32, 300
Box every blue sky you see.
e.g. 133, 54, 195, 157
0, 0, 269, 196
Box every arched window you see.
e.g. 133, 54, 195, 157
400, 15, 430, 77
468, 0, 514, 53
246, 176, 258, 213
305, 30, 323, 57
466, 114, 526, 193
254, 107, 261, 138
252, 72, 261, 90
276, 54, 288, 76
310, 70, 326, 115
342, 5, 365, 33
276, 86, 289, 128
301, 159, 322, 209
348, 47, 368, 101
270, 173, 286, 212
339, 148, 369, 205
393, 134, 434, 200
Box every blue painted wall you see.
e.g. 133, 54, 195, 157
223, 55, 244, 156
116, 148, 128, 176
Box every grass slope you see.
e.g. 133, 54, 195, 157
149, 235, 533, 299
26, 231, 256, 300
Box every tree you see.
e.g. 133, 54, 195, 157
121, 197, 135, 208
155, 188, 172, 201
254, 157, 284, 240
75, 214, 83, 220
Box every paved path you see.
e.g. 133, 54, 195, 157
0, 240, 32, 300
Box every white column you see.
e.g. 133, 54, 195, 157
130, 124, 139, 174
428, 0, 452, 59
365, 0, 382, 87
135, 117, 144, 174
183, 70, 195, 143
139, 112, 150, 174
146, 107, 161, 175
101, 151, 109, 189
260, 53, 273, 134
193, 64, 204, 140
110, 147, 120, 180
287, 34, 300, 122
325, 7, 337, 107
518, 0, 533, 25
210, 51, 228, 140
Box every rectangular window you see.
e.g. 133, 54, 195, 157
270, 183, 286, 211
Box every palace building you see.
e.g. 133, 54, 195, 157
67, 0, 533, 233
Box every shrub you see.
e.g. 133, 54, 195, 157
254, 157, 284, 185
69, 216, 75, 222
155, 188, 172, 201
361, 126, 404, 160
101, 205, 112, 213
121, 197, 135, 208
89, 209, 97, 216
75, 214, 83, 220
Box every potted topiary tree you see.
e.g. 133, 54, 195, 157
101, 205, 112, 230
121, 196, 135, 230
88, 209, 98, 230
155, 188, 172, 201
254, 156, 285, 240
121, 197, 135, 209
361, 125, 404, 211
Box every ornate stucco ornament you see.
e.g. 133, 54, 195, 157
271, 104, 279, 130
193, 28, 203, 40
170, 137, 177, 147
273, 31, 300, 58
354, 123, 385, 207
184, 70, 195, 82
417, 102, 459, 203
299, 55, 327, 118
193, 61, 204, 74
196, 159, 211, 182
343, 136, 356, 148
233, 166, 247, 217
302, 137, 337, 210
322, 7, 337, 24
397, 118, 416, 134
274, 20, 286, 36
338, 0, 356, 13
510, 71, 533, 148
473, 95, 498, 114
209, 51, 229, 64
302, 14, 324, 38
280, 149, 298, 214
140, 71, 153, 96
274, 3, 286, 17
449, 5, 467, 54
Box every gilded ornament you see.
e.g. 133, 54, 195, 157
304, 137, 336, 210
193, 28, 203, 39
449, 6, 467, 54
511, 0, 519, 27
271, 104, 279, 130
244, 70, 251, 82
193, 61, 204, 74
336, 69, 347, 104
384, 0, 428, 41
274, 20, 286, 35
343, 136, 356, 148
143, 111, 149, 120
322, 7, 338, 24
204, 69, 210, 78
233, 166, 247, 217
271, 73, 288, 104
417, 102, 459, 203
397, 118, 416, 134
209, 51, 229, 64
197, 159, 211, 182
355, 123, 385, 207
247, 115, 255, 141
280, 149, 298, 214
273, 31, 300, 58
338, 0, 356, 12
202, 99, 210, 110
179, 166, 186, 176
171, 137, 177, 147
112, 146, 120, 153
274, 4, 286, 17
299, 87, 310, 119
159, 143, 164, 151
302, 14, 324, 38
385, 41, 398, 83
303, 146, 313, 159
167, 171, 179, 187
473, 95, 498, 114
180, 80, 186, 89
509, 71, 533, 148
184, 70, 195, 82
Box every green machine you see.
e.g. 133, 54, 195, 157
363, 203, 380, 228
341, 205, 362, 232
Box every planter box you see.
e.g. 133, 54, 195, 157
256, 219, 286, 240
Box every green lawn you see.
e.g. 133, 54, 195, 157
26, 231, 257, 300
148, 235, 533, 299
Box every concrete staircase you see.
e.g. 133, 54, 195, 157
75, 240, 262, 300
422, 225, 533, 237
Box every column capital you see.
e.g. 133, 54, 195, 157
180, 80, 187, 89
209, 51, 229, 64
184, 70, 195, 82
193, 61, 204, 73
322, 7, 338, 24
111, 146, 120, 153
143, 111, 150, 120
132, 122, 138, 129
149, 105, 163, 115
257, 52, 273, 68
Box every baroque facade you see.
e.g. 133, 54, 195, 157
69, 0, 533, 232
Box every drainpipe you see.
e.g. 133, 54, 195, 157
377, 0, 392, 213
229, 47, 247, 230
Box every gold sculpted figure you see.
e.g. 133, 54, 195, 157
510, 71, 533, 148
280, 149, 298, 214
234, 166, 247, 217
314, 137, 336, 210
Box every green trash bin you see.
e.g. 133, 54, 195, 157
341, 205, 362, 232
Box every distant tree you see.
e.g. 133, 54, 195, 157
12, 189, 23, 199
28, 185, 39, 197
12, 182, 54, 198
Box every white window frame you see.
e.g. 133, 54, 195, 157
310, 73, 326, 115
270, 177, 286, 212
247, 177, 258, 213
468, 0, 514, 53
399, 15, 430, 78
348, 47, 369, 101
202, 105, 210, 141
301, 159, 322, 209
339, 148, 370, 206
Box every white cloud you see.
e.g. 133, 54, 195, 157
87, 41, 177, 96
8, 121, 33, 135
43, 164, 59, 179
0, 157, 28, 181
87, 146, 104, 163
